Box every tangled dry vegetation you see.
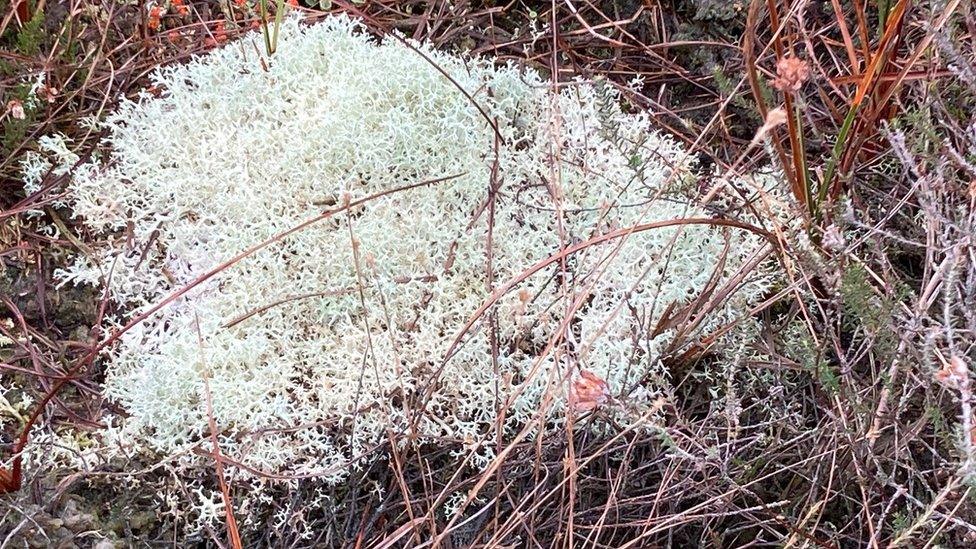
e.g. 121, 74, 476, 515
2, 0, 976, 547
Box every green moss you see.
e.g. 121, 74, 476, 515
16, 8, 45, 57
2, 81, 36, 156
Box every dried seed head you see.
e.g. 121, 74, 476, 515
772, 56, 810, 93
936, 355, 970, 389
750, 107, 789, 146
569, 370, 610, 412
6, 99, 25, 120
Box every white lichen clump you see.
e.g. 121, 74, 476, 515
55, 17, 778, 480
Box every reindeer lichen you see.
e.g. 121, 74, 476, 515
51, 15, 780, 509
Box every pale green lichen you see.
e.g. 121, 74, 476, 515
48, 16, 784, 521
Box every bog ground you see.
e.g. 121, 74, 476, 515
2, 0, 976, 547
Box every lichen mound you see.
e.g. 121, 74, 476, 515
58, 16, 776, 478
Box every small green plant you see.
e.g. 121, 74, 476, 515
2, 82, 35, 155
15, 8, 45, 57
839, 263, 904, 360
